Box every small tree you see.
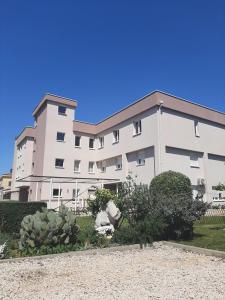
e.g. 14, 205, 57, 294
116, 177, 166, 247
150, 171, 208, 239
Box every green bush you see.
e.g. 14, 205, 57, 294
112, 223, 138, 245
0, 201, 47, 233
117, 179, 166, 247
214, 183, 225, 191
77, 225, 110, 249
19, 205, 79, 253
150, 171, 208, 239
21, 243, 83, 257
87, 188, 115, 217
150, 170, 193, 198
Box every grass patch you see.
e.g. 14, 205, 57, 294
177, 223, 225, 251
0, 232, 13, 245
0, 232, 20, 258
76, 216, 94, 230
3, 215, 225, 257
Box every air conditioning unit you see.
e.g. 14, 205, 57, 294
197, 178, 205, 186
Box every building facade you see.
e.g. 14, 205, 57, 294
11, 91, 225, 208
0, 173, 12, 200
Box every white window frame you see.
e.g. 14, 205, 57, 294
136, 152, 145, 166
100, 161, 106, 173
89, 138, 95, 149
113, 130, 119, 143
55, 158, 64, 168
115, 157, 122, 170
75, 136, 81, 147
190, 153, 199, 168
88, 161, 95, 173
133, 120, 142, 136
74, 160, 81, 173
99, 137, 104, 149
194, 121, 200, 137
52, 188, 62, 198
56, 132, 65, 142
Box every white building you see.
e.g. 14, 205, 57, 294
11, 91, 225, 208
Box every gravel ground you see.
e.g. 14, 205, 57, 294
1, 242, 225, 300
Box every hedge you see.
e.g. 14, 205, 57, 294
0, 201, 47, 234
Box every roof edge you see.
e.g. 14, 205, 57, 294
76, 90, 225, 128
155, 90, 225, 116
32, 93, 77, 117
16, 127, 36, 146
73, 90, 225, 134
15, 126, 34, 140
96, 90, 158, 125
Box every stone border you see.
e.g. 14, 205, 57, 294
0, 244, 143, 264
163, 241, 225, 259
1, 241, 225, 264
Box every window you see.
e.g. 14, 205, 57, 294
194, 121, 200, 137
115, 157, 122, 170
89, 138, 95, 149
113, 130, 119, 143
75, 136, 81, 147
100, 161, 106, 173
55, 158, 64, 168
8, 181, 11, 187
53, 188, 62, 198
74, 160, 80, 172
72, 188, 80, 199
58, 106, 66, 115
133, 120, 142, 136
99, 137, 104, 148
190, 153, 199, 168
88, 161, 95, 173
137, 152, 145, 166
56, 132, 65, 142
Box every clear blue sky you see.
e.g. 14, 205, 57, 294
0, 0, 225, 174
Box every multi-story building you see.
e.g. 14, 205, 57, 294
0, 173, 12, 200
10, 91, 225, 208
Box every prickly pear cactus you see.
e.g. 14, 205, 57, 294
19, 206, 79, 252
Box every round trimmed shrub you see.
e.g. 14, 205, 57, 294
150, 170, 192, 198
150, 171, 208, 239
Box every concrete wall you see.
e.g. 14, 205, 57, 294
160, 107, 225, 201
160, 108, 225, 155
95, 107, 157, 184
126, 147, 155, 184
11, 137, 34, 201
26, 103, 158, 205
35, 104, 158, 204
96, 107, 157, 161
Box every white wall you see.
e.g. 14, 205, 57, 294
160, 108, 225, 202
